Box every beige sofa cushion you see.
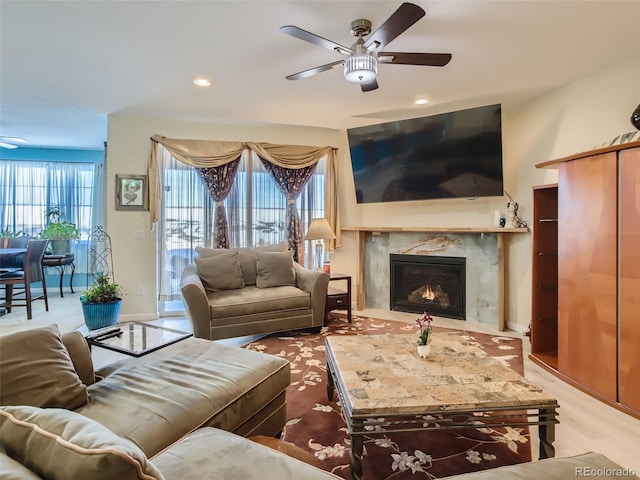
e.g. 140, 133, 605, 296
0, 406, 163, 480
76, 337, 290, 457
152, 428, 341, 480
194, 250, 244, 291
0, 325, 88, 409
0, 452, 42, 479
255, 250, 296, 288
207, 285, 310, 318
196, 241, 287, 285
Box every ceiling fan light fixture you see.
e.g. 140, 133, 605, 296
344, 54, 377, 83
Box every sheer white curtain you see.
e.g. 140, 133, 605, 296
158, 146, 326, 313
0, 160, 103, 274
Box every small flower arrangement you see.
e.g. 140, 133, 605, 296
416, 311, 434, 346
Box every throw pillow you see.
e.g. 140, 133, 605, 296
255, 250, 296, 288
194, 250, 244, 292
0, 406, 164, 480
0, 325, 88, 410
196, 241, 288, 285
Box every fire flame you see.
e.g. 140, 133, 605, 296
421, 285, 435, 301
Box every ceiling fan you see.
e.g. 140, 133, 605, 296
0, 136, 28, 149
280, 2, 452, 92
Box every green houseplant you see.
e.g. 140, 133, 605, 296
41, 208, 79, 255
80, 274, 125, 330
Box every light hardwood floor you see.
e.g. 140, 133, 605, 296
6, 295, 638, 473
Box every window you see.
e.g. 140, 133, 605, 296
159, 147, 326, 314
0, 160, 104, 272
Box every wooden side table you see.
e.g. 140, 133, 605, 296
325, 272, 351, 324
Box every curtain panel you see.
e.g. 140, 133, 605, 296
259, 157, 317, 262
196, 159, 241, 248
149, 135, 340, 248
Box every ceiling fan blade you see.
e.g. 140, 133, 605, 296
280, 25, 352, 55
364, 3, 425, 52
379, 52, 452, 66
285, 60, 345, 81
360, 78, 379, 92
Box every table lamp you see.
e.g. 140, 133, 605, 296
305, 218, 336, 271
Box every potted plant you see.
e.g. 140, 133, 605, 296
416, 311, 434, 358
80, 274, 125, 330
40, 208, 79, 255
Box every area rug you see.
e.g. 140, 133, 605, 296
245, 313, 531, 479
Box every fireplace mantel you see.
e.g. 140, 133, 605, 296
341, 226, 530, 331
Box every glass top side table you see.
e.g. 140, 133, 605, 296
83, 321, 192, 357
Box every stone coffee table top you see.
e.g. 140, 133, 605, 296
325, 332, 557, 416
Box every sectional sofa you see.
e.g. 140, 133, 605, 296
0, 324, 339, 479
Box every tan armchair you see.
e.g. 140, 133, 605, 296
181, 244, 329, 340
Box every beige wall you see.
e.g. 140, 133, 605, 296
107, 54, 640, 328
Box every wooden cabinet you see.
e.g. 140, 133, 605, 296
619, 147, 640, 412
558, 153, 618, 402
535, 140, 640, 418
530, 184, 559, 370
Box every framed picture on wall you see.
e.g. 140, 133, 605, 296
115, 174, 148, 211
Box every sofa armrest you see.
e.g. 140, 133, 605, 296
294, 264, 329, 327
61, 331, 95, 387
180, 263, 211, 339
442, 452, 639, 480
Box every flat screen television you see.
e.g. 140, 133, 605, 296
347, 104, 504, 203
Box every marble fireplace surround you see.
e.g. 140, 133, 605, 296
342, 227, 529, 331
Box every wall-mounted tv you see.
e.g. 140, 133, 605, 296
347, 104, 504, 203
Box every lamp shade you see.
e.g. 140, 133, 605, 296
344, 54, 377, 83
305, 218, 336, 241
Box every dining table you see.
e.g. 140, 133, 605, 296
0, 247, 28, 257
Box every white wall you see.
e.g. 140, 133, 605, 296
107, 54, 640, 329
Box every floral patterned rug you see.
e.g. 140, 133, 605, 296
245, 313, 531, 479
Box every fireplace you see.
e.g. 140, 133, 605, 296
390, 254, 466, 320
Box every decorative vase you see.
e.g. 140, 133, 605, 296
632, 103, 640, 130
417, 344, 431, 358
82, 300, 122, 330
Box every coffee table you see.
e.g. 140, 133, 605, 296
325, 332, 559, 480
84, 321, 192, 357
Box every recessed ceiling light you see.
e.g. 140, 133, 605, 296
414, 98, 429, 105
193, 78, 211, 87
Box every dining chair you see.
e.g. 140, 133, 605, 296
0, 239, 49, 320
0, 236, 30, 271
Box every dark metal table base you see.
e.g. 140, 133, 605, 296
42, 254, 75, 297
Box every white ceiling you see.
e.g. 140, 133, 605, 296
1, 0, 639, 150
